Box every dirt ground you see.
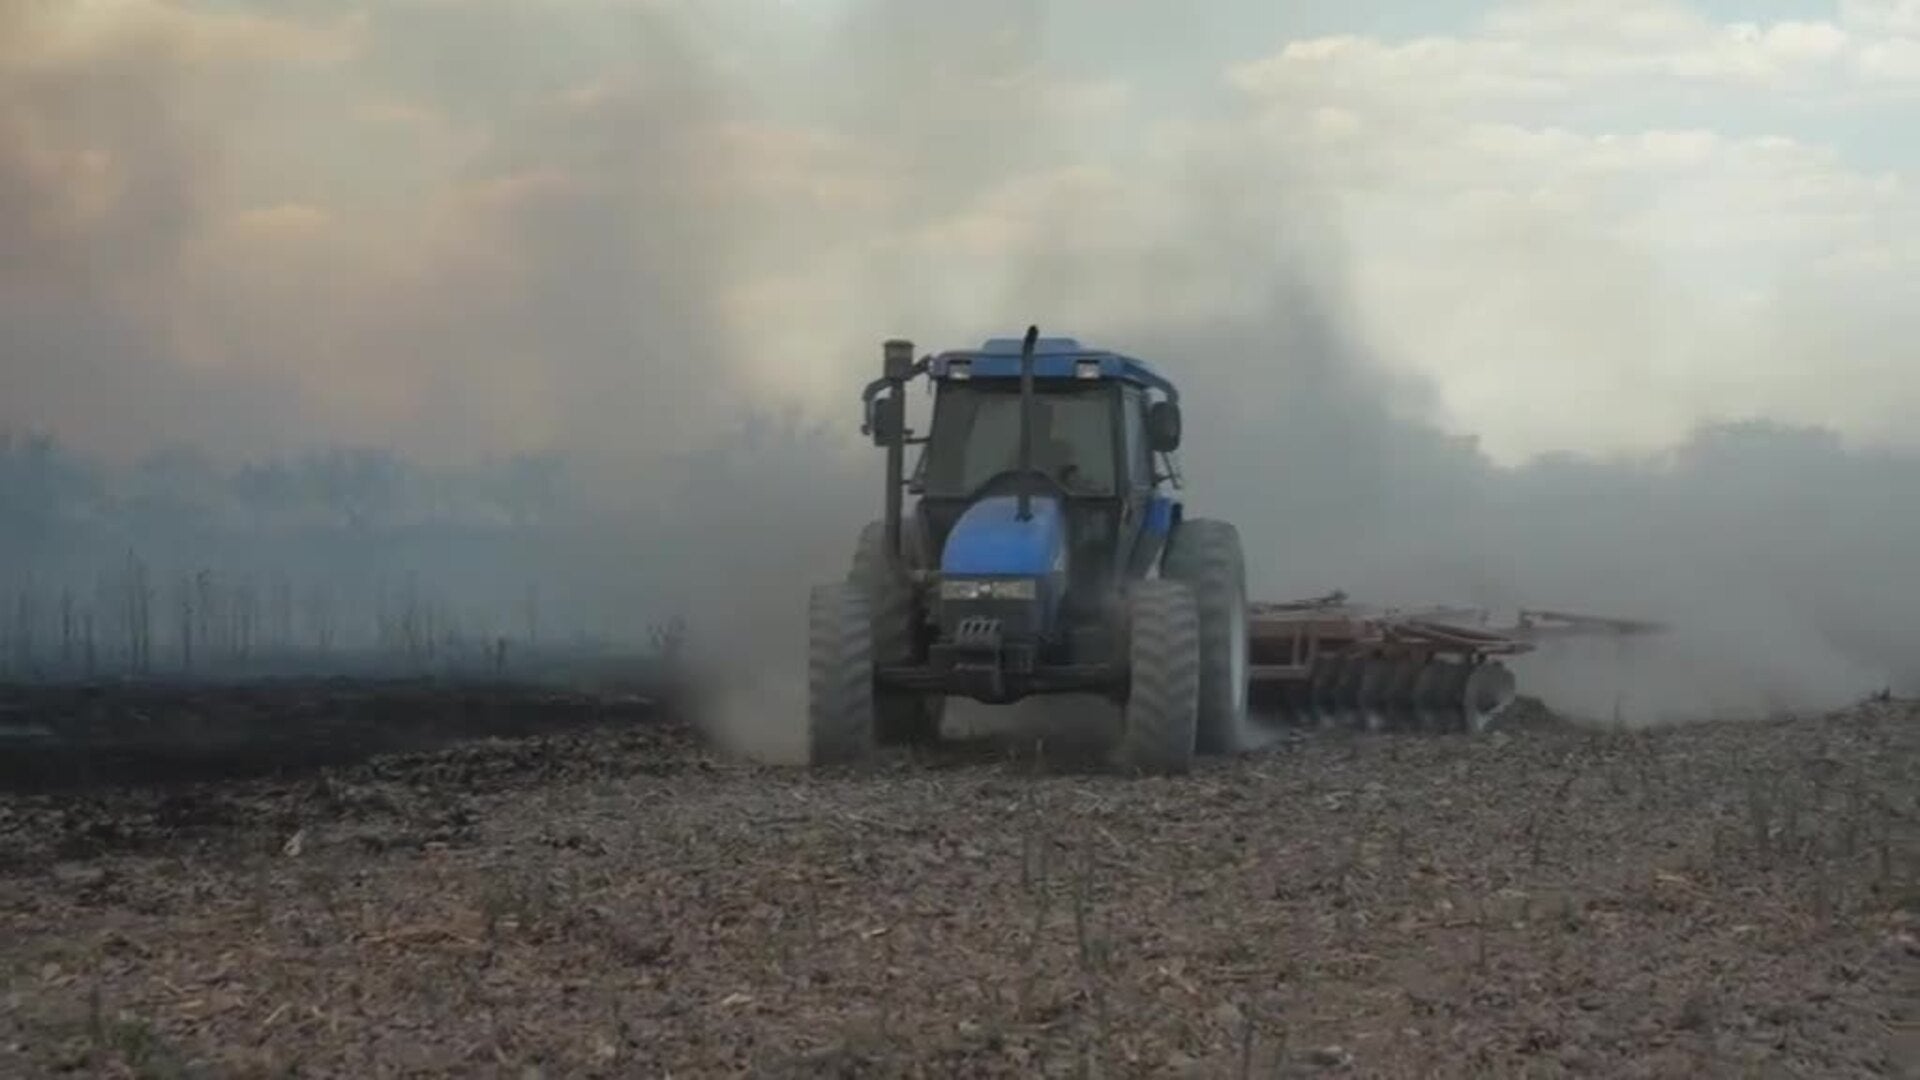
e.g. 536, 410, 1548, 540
1, 689, 1915, 1079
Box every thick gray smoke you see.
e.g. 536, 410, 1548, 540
2, 2, 1914, 749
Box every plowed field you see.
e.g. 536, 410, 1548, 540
1, 687, 1914, 1078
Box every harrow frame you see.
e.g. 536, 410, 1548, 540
1243, 591, 1665, 731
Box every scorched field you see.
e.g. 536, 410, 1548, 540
0, 683, 1915, 1079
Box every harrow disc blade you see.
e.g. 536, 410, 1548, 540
1460, 661, 1517, 732
1307, 657, 1349, 729
1358, 657, 1423, 732
1355, 658, 1393, 732
1251, 656, 1519, 735
1332, 659, 1367, 729
1410, 660, 1463, 731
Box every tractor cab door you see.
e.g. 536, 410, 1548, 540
1113, 384, 1160, 578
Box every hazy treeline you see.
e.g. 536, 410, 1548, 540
1190, 414, 1920, 721
4, 411, 1916, 717
0, 411, 872, 683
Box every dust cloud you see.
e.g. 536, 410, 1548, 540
1, 1, 1914, 756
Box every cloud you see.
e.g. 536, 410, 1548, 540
1210, 3, 1919, 461
4, 0, 1911, 466
1842, 0, 1920, 36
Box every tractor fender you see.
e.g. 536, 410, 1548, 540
1132, 495, 1182, 578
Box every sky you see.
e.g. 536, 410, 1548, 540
2, 0, 1914, 468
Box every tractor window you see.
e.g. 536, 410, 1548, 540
1120, 386, 1151, 488
923, 382, 1117, 498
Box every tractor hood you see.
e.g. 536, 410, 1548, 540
940, 494, 1067, 579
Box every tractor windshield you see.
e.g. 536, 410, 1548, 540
921, 381, 1117, 498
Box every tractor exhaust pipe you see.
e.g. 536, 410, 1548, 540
1016, 324, 1039, 522
880, 338, 915, 565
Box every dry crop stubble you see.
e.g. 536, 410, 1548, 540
0, 687, 1912, 1077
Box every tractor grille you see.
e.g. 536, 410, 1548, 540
937, 598, 1038, 643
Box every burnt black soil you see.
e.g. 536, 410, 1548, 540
0, 689, 1914, 1078
0, 681, 667, 790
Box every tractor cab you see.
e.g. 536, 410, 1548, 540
905, 338, 1180, 627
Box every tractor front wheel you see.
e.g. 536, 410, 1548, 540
807, 581, 878, 765
1112, 579, 1200, 776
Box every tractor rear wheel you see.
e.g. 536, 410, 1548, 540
1112, 579, 1200, 775
1161, 517, 1251, 754
807, 581, 878, 765
849, 520, 943, 746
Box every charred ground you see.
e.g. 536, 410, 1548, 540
0, 683, 1914, 1078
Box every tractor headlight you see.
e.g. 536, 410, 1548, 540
939, 578, 1038, 602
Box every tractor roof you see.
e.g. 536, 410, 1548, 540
928, 337, 1177, 399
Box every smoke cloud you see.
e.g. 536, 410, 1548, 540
3, 1, 1915, 744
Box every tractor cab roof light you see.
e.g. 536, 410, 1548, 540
948, 360, 971, 380
1074, 359, 1100, 379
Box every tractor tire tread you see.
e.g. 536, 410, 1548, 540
1161, 517, 1249, 754
1114, 579, 1199, 775
807, 581, 877, 765
849, 520, 941, 746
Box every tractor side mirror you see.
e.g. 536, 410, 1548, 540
883, 339, 915, 382
1147, 400, 1182, 453
870, 395, 905, 446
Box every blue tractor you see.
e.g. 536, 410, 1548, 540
807, 326, 1250, 774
